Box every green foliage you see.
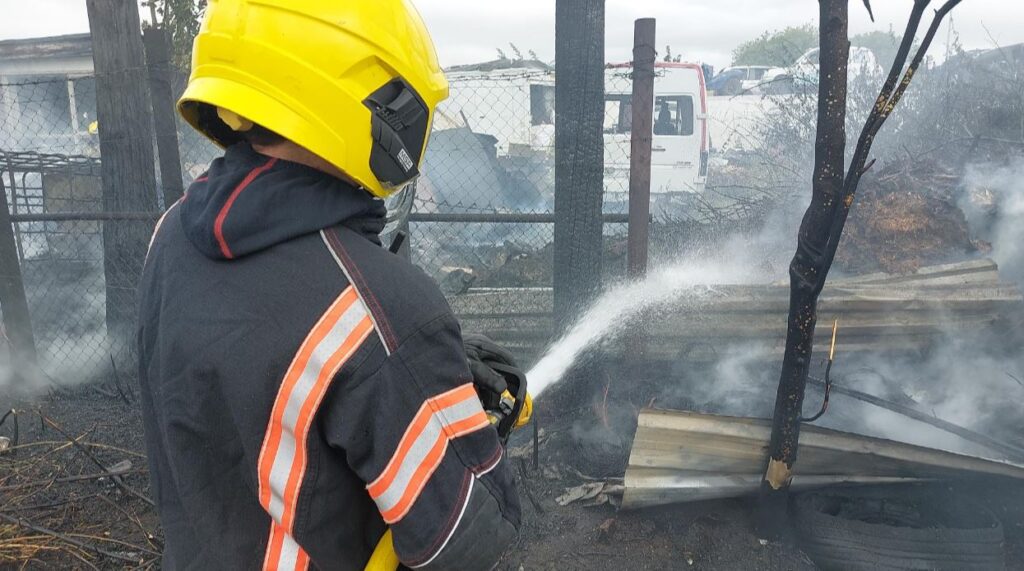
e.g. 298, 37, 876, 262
731, 24, 818, 67
153, 0, 207, 71
851, 29, 917, 70
733, 24, 918, 72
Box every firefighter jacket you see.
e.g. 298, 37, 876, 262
138, 143, 521, 570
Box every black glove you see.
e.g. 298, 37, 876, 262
464, 334, 530, 444
463, 333, 519, 401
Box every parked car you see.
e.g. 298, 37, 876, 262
707, 66, 771, 95
761, 47, 882, 94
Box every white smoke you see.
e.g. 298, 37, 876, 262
961, 160, 1024, 286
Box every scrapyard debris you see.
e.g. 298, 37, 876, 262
837, 158, 980, 275
622, 409, 1024, 509
807, 373, 1024, 461
596, 517, 617, 544
0, 415, 159, 567
556, 481, 625, 507
438, 266, 477, 295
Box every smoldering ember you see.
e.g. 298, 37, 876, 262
2, 1, 1024, 570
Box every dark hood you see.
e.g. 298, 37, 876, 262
179, 144, 387, 260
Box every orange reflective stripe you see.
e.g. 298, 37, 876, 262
263, 522, 307, 571
368, 383, 490, 524
257, 286, 374, 571
257, 287, 358, 509
367, 384, 479, 497
280, 316, 374, 531
380, 426, 450, 523
446, 411, 490, 439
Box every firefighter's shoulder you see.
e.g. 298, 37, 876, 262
321, 224, 455, 352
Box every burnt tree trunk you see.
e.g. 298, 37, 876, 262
757, 0, 850, 535
553, 0, 606, 332
552, 0, 606, 403
87, 0, 159, 363
143, 26, 185, 208
757, 0, 965, 537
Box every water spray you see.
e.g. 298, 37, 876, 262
526, 259, 752, 397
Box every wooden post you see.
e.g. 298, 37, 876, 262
553, 0, 606, 331
627, 18, 656, 278
86, 0, 159, 359
0, 174, 37, 364
143, 26, 185, 208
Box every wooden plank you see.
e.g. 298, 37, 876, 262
464, 310, 1003, 341
454, 260, 1023, 362
450, 279, 1022, 318
829, 259, 1001, 287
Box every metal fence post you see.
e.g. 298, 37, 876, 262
0, 174, 37, 364
627, 18, 656, 278
626, 18, 656, 359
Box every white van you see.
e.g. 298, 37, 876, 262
440, 63, 556, 156
604, 62, 709, 202
436, 61, 708, 206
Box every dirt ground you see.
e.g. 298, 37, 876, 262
2, 386, 1024, 570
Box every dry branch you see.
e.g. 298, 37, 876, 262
37, 413, 155, 508
0, 513, 145, 564
0, 463, 138, 493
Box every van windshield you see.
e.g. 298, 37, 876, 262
605, 94, 695, 136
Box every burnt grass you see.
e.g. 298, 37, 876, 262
2, 379, 1024, 570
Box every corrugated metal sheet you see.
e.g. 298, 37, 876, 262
623, 409, 1024, 509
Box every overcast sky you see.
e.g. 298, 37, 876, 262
1, 0, 1021, 70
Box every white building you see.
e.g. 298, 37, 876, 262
0, 34, 97, 156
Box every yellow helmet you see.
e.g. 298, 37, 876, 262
178, 0, 449, 198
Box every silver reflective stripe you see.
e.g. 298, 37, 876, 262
373, 397, 484, 517
265, 299, 369, 521
277, 533, 303, 571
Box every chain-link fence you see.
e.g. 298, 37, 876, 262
1, 57, 721, 383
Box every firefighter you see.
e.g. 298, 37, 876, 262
137, 1, 522, 569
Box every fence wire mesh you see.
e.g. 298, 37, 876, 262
2, 60, 746, 383
0, 66, 650, 383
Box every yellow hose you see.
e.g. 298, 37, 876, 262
365, 529, 400, 571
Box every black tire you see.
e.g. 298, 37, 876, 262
793, 492, 1005, 571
